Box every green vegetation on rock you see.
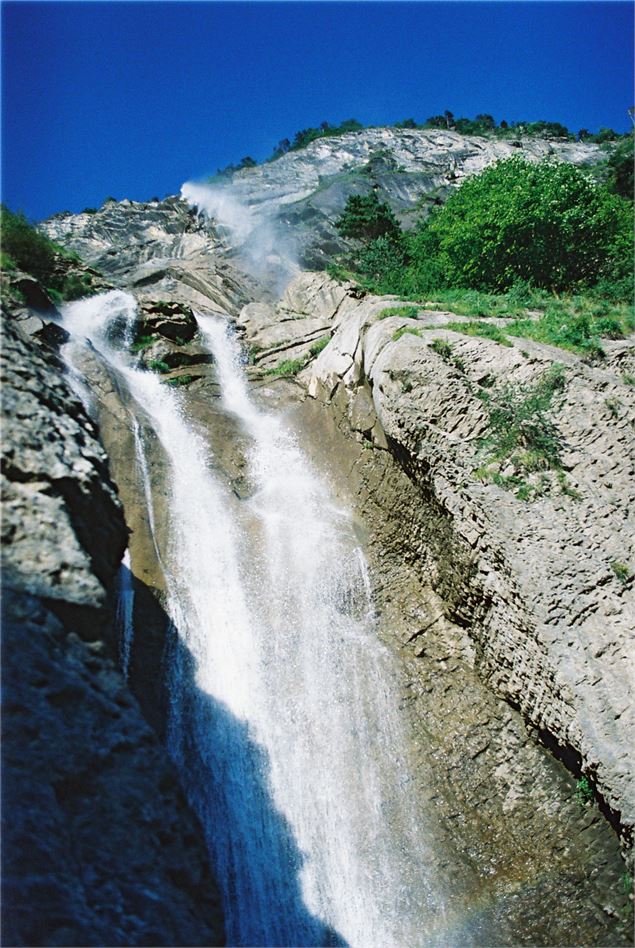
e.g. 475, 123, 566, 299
475, 366, 568, 500
263, 358, 306, 378
333, 157, 633, 356
392, 325, 421, 342
610, 561, 631, 585
378, 305, 420, 320
1, 204, 95, 301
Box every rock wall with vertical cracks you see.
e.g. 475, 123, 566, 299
234, 271, 635, 943
1, 316, 225, 947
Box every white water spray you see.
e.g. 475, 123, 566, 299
62, 291, 443, 947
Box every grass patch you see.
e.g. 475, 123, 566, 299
131, 334, 156, 353
610, 561, 631, 585
309, 335, 331, 357
605, 397, 622, 418
374, 285, 634, 357
429, 337, 465, 372
422, 285, 551, 318
263, 358, 305, 378
166, 374, 194, 387
378, 305, 420, 320
475, 365, 567, 499
392, 325, 421, 342
442, 320, 513, 346
621, 372, 635, 386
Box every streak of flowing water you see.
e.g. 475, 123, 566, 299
115, 549, 135, 679
61, 290, 443, 948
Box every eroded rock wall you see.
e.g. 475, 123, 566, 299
1, 318, 225, 946
253, 272, 635, 848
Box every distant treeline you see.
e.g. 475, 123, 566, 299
211, 113, 631, 178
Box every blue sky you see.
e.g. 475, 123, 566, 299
2, 1, 633, 220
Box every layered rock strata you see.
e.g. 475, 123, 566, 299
1, 318, 225, 946
249, 272, 635, 849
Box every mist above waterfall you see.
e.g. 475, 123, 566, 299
181, 178, 299, 291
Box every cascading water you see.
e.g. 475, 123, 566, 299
62, 290, 443, 947
115, 548, 135, 679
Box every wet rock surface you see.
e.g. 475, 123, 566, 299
22, 141, 633, 943
292, 273, 634, 848
1, 318, 225, 946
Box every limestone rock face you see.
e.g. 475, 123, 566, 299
280, 272, 635, 845
42, 196, 255, 317
1, 318, 224, 946
180, 128, 603, 269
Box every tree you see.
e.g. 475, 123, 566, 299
475, 113, 495, 130
606, 134, 634, 200
444, 110, 455, 129
425, 115, 447, 129
412, 156, 632, 291
335, 192, 401, 242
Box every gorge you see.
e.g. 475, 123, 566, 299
2, 127, 633, 947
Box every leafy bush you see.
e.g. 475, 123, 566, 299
61, 272, 94, 301
575, 777, 594, 806
1, 205, 61, 286
476, 366, 566, 497
414, 157, 632, 293
166, 374, 194, 387
430, 338, 454, 359
606, 133, 634, 200
131, 334, 155, 352
611, 561, 630, 585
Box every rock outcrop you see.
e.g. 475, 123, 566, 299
250, 272, 635, 849
181, 128, 603, 270
1, 318, 225, 946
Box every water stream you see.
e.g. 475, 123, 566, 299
62, 290, 443, 947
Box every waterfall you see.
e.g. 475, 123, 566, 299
115, 549, 135, 679
62, 291, 443, 948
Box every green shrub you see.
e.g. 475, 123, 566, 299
606, 134, 634, 200
413, 157, 632, 293
61, 272, 94, 301
430, 338, 454, 359
378, 305, 420, 320
476, 366, 566, 496
166, 374, 193, 387
0, 251, 17, 271
574, 777, 594, 806
263, 358, 305, 378
611, 561, 630, 584
131, 334, 155, 352
1, 205, 60, 286
148, 359, 170, 374
309, 335, 330, 357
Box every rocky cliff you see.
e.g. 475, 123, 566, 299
241, 271, 635, 846
4, 126, 632, 944
1, 318, 225, 946
45, 128, 603, 278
